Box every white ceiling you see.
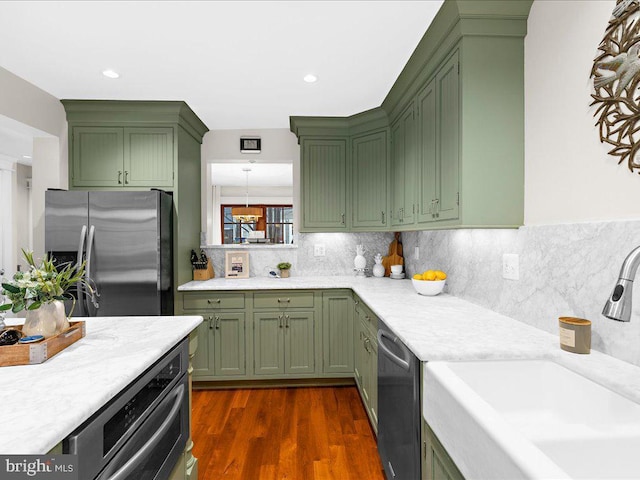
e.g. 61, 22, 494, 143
0, 1, 443, 130
211, 163, 292, 187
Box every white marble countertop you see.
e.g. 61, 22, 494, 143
0, 315, 202, 454
179, 276, 640, 405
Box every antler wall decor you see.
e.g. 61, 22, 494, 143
591, 0, 640, 174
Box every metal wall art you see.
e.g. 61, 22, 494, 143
591, 0, 640, 173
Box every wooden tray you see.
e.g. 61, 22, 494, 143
0, 321, 86, 367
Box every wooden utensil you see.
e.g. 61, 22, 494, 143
382, 232, 404, 277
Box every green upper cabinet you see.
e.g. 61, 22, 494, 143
291, 108, 389, 233
352, 130, 388, 230
290, 1, 531, 232
125, 127, 174, 187
72, 127, 124, 187
390, 102, 417, 227
417, 52, 460, 225
71, 126, 174, 188
301, 138, 348, 230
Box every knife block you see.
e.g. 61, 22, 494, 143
193, 259, 214, 281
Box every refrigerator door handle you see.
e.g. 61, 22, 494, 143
85, 225, 96, 316
76, 225, 87, 315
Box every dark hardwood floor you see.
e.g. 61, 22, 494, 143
192, 386, 385, 480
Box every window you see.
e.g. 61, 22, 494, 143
222, 205, 293, 244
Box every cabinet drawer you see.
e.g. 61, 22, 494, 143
253, 291, 314, 309
183, 293, 245, 310
355, 299, 379, 332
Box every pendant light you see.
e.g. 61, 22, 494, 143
231, 168, 262, 222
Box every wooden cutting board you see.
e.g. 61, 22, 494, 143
382, 232, 404, 276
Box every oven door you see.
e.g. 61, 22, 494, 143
96, 374, 189, 480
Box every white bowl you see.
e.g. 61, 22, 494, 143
390, 265, 403, 274
412, 278, 446, 296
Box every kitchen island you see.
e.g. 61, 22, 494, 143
0, 315, 202, 455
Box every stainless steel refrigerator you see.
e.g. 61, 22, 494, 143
45, 189, 173, 316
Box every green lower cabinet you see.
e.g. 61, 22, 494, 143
283, 312, 315, 374
254, 311, 315, 375
354, 299, 378, 432
212, 312, 246, 376
322, 293, 354, 373
422, 420, 465, 480
192, 317, 214, 378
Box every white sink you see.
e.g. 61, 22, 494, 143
424, 360, 640, 479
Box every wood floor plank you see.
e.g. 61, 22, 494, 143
192, 386, 384, 480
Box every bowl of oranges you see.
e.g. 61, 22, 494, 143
411, 270, 447, 296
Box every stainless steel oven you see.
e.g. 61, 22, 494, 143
64, 339, 189, 480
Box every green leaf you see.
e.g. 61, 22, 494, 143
27, 301, 41, 310
1, 283, 20, 294
11, 302, 24, 314
0, 303, 12, 311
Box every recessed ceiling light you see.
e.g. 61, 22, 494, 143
22, 155, 31, 159
102, 69, 120, 79
303, 74, 318, 83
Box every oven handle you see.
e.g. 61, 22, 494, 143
103, 383, 185, 480
377, 329, 411, 371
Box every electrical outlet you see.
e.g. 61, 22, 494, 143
314, 244, 325, 257
503, 253, 519, 280
414, 246, 420, 260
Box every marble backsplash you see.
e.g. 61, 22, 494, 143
204, 232, 395, 279
401, 221, 640, 368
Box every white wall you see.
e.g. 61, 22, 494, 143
0, 67, 67, 259
14, 163, 32, 272
524, 0, 640, 225
201, 128, 299, 244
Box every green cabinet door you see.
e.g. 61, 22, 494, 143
322, 293, 354, 373
352, 131, 388, 229
436, 52, 460, 222
213, 312, 246, 376
284, 312, 315, 374
391, 102, 416, 227
254, 312, 285, 375
72, 127, 124, 187
417, 78, 437, 224
301, 139, 348, 230
124, 127, 174, 187
423, 421, 465, 480
192, 316, 214, 378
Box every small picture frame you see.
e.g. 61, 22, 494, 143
225, 251, 250, 278
240, 137, 261, 153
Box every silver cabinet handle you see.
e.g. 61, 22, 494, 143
215, 315, 220, 329
277, 298, 290, 303
208, 316, 213, 330
207, 299, 221, 304
117, 171, 122, 184
341, 213, 345, 224
285, 315, 290, 328
381, 211, 385, 224
102, 384, 185, 480
124, 171, 129, 185
279, 315, 283, 328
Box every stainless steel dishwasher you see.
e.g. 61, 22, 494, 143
377, 319, 420, 479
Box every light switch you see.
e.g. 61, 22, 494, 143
414, 246, 420, 260
314, 244, 325, 257
503, 253, 519, 280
